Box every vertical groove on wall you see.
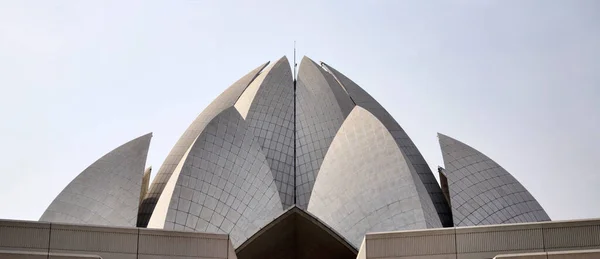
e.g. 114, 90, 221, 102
542, 225, 546, 252
136, 228, 140, 259
46, 223, 52, 259
454, 227, 458, 258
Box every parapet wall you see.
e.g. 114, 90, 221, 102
0, 219, 236, 259
359, 218, 600, 259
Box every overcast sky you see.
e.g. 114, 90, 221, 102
1, 1, 598, 222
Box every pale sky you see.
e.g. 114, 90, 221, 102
0, 1, 598, 222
